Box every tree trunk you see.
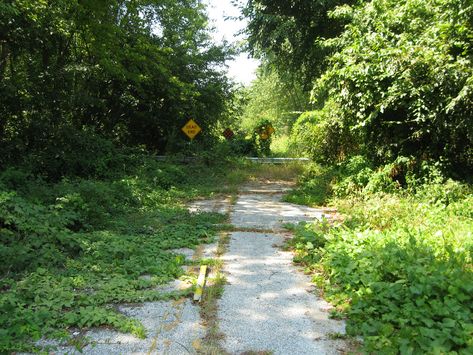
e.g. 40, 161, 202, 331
0, 41, 10, 82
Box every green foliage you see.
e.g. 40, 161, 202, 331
0, 0, 233, 170
227, 134, 258, 156
252, 0, 473, 177
23, 128, 127, 180
270, 135, 292, 157
240, 65, 309, 135
287, 156, 470, 206
0, 154, 242, 353
290, 101, 358, 162
283, 164, 337, 206
288, 161, 473, 353
242, 0, 356, 87
290, 221, 330, 265
252, 119, 274, 157
311, 0, 473, 175
317, 216, 473, 353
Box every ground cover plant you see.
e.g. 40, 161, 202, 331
287, 159, 473, 353
0, 152, 246, 353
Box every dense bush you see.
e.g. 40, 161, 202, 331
291, 101, 358, 163
287, 155, 470, 206
0, 191, 81, 275
0, 0, 233, 173
228, 134, 258, 156
309, 0, 473, 176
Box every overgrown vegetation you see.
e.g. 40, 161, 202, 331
0, 0, 234, 168
2, 0, 473, 353
244, 3, 473, 349
243, 0, 473, 177
197, 233, 229, 355
0, 151, 247, 353
286, 158, 473, 353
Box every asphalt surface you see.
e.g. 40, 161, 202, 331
218, 181, 347, 354
28, 181, 347, 354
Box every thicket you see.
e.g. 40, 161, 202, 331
0, 0, 233, 171
238, 65, 308, 133
244, 0, 473, 178
286, 158, 473, 353
308, 0, 473, 175
244, 3, 473, 349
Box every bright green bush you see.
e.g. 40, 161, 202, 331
283, 163, 337, 206
291, 101, 358, 164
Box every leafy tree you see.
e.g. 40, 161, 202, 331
240, 0, 357, 87
311, 0, 473, 175
240, 63, 309, 134
244, 0, 473, 177
0, 0, 233, 177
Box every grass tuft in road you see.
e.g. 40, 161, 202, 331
196, 232, 231, 355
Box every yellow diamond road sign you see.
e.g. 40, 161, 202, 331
182, 119, 201, 140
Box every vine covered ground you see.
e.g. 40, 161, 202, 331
286, 158, 473, 353
0, 153, 247, 353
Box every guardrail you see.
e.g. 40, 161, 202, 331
155, 156, 310, 164
244, 157, 310, 164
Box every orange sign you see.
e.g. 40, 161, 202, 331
182, 119, 202, 140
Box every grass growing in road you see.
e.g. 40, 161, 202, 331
197, 232, 230, 355
240, 160, 305, 182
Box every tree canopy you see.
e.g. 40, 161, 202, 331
0, 0, 233, 178
241, 0, 357, 87
243, 0, 473, 177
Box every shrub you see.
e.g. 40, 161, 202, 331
284, 163, 337, 206
312, 0, 473, 176
291, 101, 358, 164
13, 128, 143, 182
0, 191, 81, 275
228, 134, 257, 156
54, 179, 138, 229
290, 189, 473, 353
0, 155, 232, 352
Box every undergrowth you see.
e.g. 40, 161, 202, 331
0, 153, 243, 353
287, 156, 473, 353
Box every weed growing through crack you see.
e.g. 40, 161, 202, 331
196, 232, 230, 355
